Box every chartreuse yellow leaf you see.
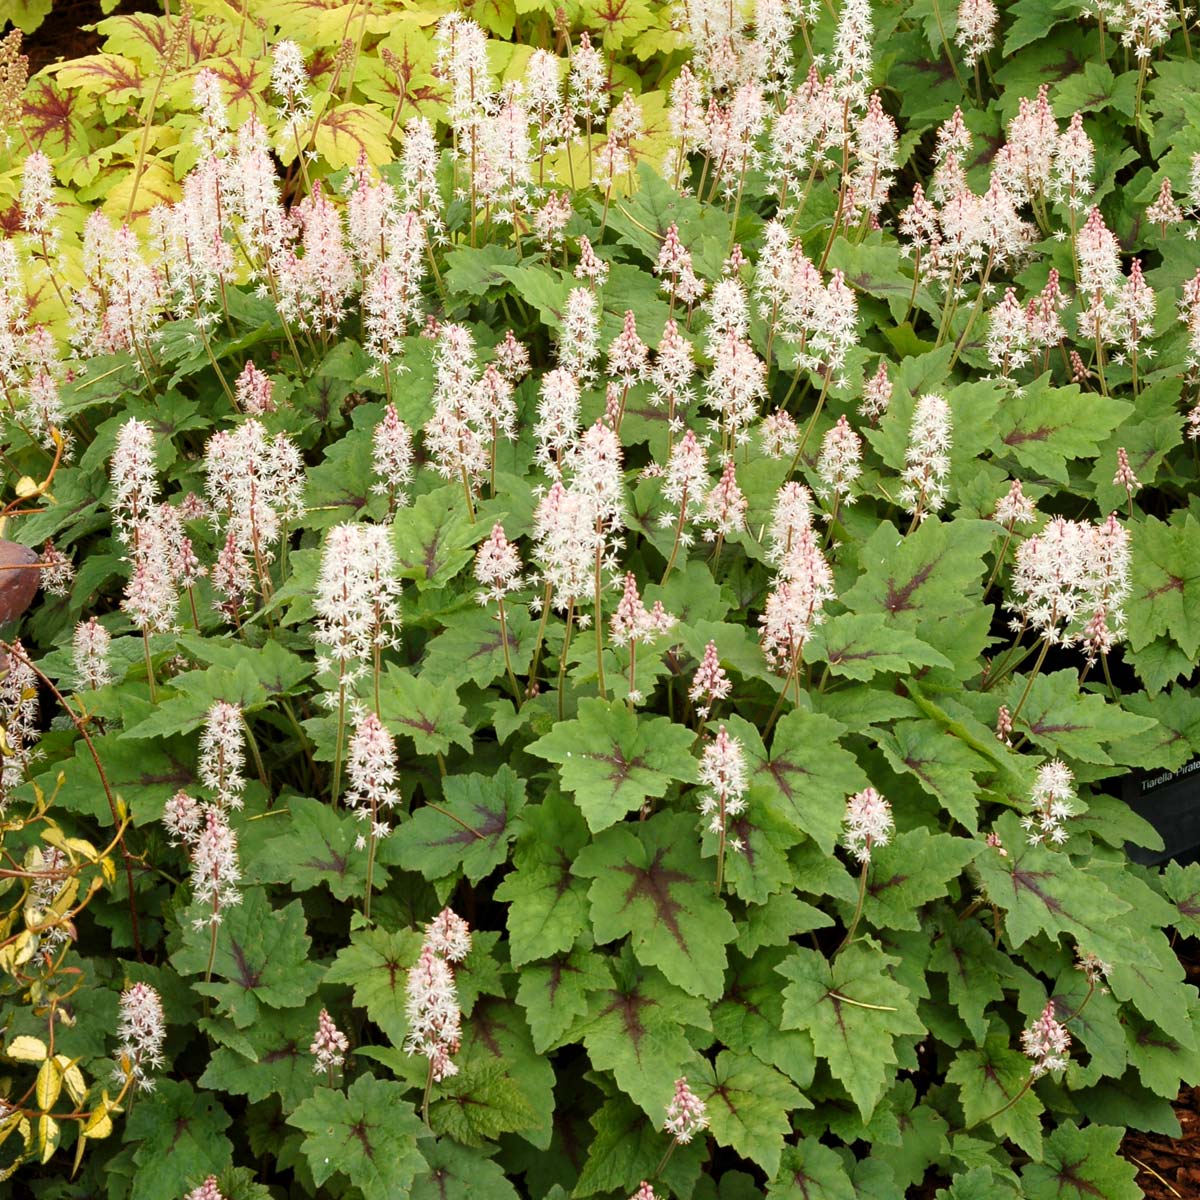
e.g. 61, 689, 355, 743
42, 830, 100, 863
35, 1059, 63, 1111
55, 1057, 87, 1106
5, 1035, 48, 1063
36, 1115, 58, 1164
313, 102, 394, 169
81, 1092, 117, 1140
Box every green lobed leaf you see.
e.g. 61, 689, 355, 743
324, 925, 424, 1045
171, 889, 324, 1028
392, 765, 526, 883
528, 697, 698, 833
288, 1075, 429, 1200
1019, 1122, 1141, 1200
379, 668, 474, 757
767, 1138, 856, 1200
777, 942, 925, 1120
572, 810, 737, 999
694, 1050, 809, 1180
494, 793, 592, 967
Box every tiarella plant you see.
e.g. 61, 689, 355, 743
2, 0, 1200, 1196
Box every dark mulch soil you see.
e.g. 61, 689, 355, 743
1124, 1092, 1200, 1200
22, 0, 158, 73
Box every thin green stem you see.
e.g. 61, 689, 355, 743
835, 857, 869, 957
1009, 637, 1052, 726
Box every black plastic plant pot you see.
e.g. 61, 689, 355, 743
1124, 756, 1200, 867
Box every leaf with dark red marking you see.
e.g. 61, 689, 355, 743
946, 1033, 1045, 1158
428, 1062, 537, 1147
806, 613, 952, 682
1019, 1122, 1141, 1200
515, 944, 613, 1053
877, 718, 991, 831
738, 710, 868, 855
714, 948, 816, 1088
579, 955, 712, 1117
393, 486, 477, 591
410, 1139, 519, 1200
859, 828, 978, 932
844, 517, 994, 630
574, 1093, 707, 1199
573, 811, 737, 999
928, 915, 1010, 1044
50, 54, 145, 101
380, 668, 473, 757
33, 728, 196, 825
313, 102, 393, 169
1127, 512, 1200, 659
172, 889, 324, 1028
991, 375, 1130, 483
289, 1075, 428, 1200
420, 605, 535, 690
124, 1080, 233, 1198
973, 814, 1132, 953
199, 999, 324, 1109
767, 1137, 855, 1200
457, 995, 556, 1148
325, 926, 424, 1045
777, 943, 924, 1120
260, 796, 373, 901
693, 1050, 809, 1179
494, 794, 591, 967
1005, 669, 1159, 766
391, 765, 525, 883
528, 698, 697, 832
1161, 861, 1200, 937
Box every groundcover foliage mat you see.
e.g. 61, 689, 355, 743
4, 0, 1200, 1194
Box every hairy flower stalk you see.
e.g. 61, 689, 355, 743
660, 430, 709, 583
314, 524, 380, 803
899, 393, 952, 528
698, 725, 748, 895
610, 572, 676, 708
760, 485, 835, 720
690, 640, 732, 722
114, 983, 166, 1095
475, 523, 525, 703
310, 1008, 349, 1083
838, 786, 893, 953
198, 700, 248, 810
372, 402, 415, 513
110, 418, 173, 698
816, 414, 862, 528
984, 479, 1037, 596
963, 999, 1075, 1133
72, 617, 112, 692
1022, 759, 1076, 847
406, 907, 472, 1123
345, 712, 401, 920
1001, 513, 1129, 706
655, 1075, 709, 1174
0, 640, 38, 808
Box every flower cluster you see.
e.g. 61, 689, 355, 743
1021, 760, 1077, 847
310, 1008, 350, 1075
1021, 1001, 1071, 1077
405, 907, 472, 1082
842, 787, 893, 863
664, 1076, 709, 1144
114, 982, 166, 1093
